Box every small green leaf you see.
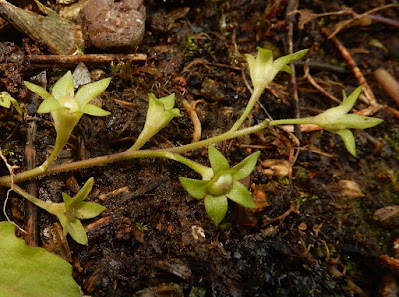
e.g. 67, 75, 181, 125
0, 221, 80, 297
74, 77, 111, 106
179, 177, 208, 199
0, 92, 22, 114
74, 202, 106, 219
0, 92, 11, 108
24, 81, 54, 101
336, 129, 356, 156
37, 97, 65, 113
226, 182, 256, 208
204, 194, 228, 226
208, 145, 230, 174
231, 151, 260, 180
82, 104, 111, 116
51, 71, 75, 99
9, 97, 22, 115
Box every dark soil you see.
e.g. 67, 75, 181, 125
1, 0, 399, 296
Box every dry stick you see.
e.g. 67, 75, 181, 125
328, 4, 399, 39
27, 53, 147, 67
286, 0, 301, 139
320, 27, 379, 115
23, 121, 39, 247
0, 148, 25, 233
303, 60, 343, 105
374, 68, 399, 106
182, 99, 202, 142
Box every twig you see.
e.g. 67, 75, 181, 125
374, 68, 399, 106
328, 4, 399, 39
182, 99, 202, 142
320, 27, 379, 114
0, 148, 25, 233
303, 60, 342, 105
23, 121, 39, 246
286, 0, 301, 139
27, 53, 147, 67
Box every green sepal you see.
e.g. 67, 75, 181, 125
336, 114, 383, 130
72, 177, 94, 204
179, 177, 209, 199
208, 145, 230, 174
340, 85, 362, 113
37, 97, 65, 113
336, 129, 356, 157
63, 218, 87, 245
281, 64, 293, 74
52, 71, 75, 99
226, 182, 256, 208
82, 104, 111, 116
0, 92, 12, 108
0, 92, 22, 114
24, 81, 54, 101
159, 93, 176, 110
74, 77, 111, 106
204, 194, 228, 226
273, 49, 309, 70
231, 151, 260, 180
62, 192, 73, 209
74, 202, 106, 219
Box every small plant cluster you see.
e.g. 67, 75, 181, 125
0, 47, 382, 246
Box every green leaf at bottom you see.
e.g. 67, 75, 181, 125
204, 194, 228, 226
336, 129, 356, 157
226, 182, 256, 208
0, 221, 80, 297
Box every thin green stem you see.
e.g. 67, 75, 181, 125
0, 120, 269, 187
269, 117, 314, 127
157, 152, 213, 179
229, 86, 264, 132
12, 184, 51, 210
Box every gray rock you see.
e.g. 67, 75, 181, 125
79, 0, 146, 51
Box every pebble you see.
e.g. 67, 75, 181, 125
79, 0, 146, 51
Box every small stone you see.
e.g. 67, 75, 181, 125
79, 0, 146, 51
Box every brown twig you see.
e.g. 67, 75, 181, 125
181, 99, 202, 143
328, 4, 399, 39
23, 121, 39, 247
303, 60, 342, 105
320, 27, 379, 115
374, 68, 399, 106
27, 53, 147, 67
286, 0, 301, 138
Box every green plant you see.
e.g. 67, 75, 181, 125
269, 86, 383, 156
0, 47, 383, 245
0, 221, 80, 297
180, 145, 259, 225
0, 91, 22, 114
24, 71, 111, 170
13, 178, 104, 245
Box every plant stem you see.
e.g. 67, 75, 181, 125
12, 184, 51, 210
0, 120, 269, 186
158, 152, 213, 179
269, 117, 314, 127
229, 86, 264, 132
39, 132, 69, 171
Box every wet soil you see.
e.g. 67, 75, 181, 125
1, 0, 399, 296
